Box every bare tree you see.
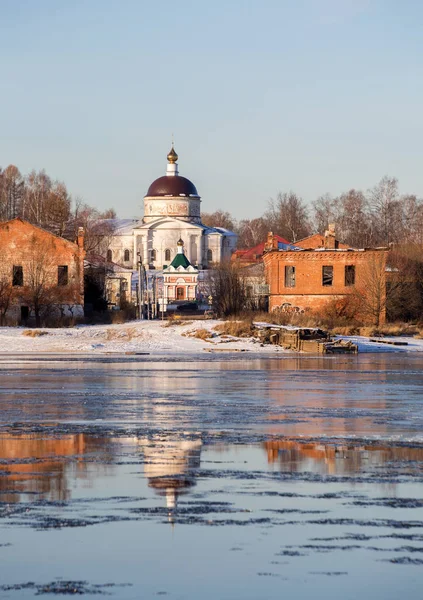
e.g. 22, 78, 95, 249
68, 199, 116, 255
352, 252, 390, 326
236, 217, 269, 248
201, 209, 236, 231
386, 244, 423, 321
23, 235, 60, 326
0, 265, 14, 325
265, 192, 311, 243
368, 176, 401, 245
0, 165, 24, 220
23, 170, 71, 235
336, 189, 372, 248
209, 262, 247, 316
312, 193, 339, 235
401, 195, 423, 245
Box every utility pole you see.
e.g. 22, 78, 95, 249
137, 252, 144, 320
146, 270, 150, 320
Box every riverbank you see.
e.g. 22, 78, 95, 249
1, 320, 423, 354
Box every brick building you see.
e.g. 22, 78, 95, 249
263, 227, 389, 325
0, 218, 85, 325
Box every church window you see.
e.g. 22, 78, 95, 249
150, 249, 157, 262
12, 266, 23, 286
107, 249, 112, 262
124, 249, 130, 262
207, 249, 213, 262
284, 266, 296, 288
322, 265, 334, 286
165, 249, 171, 262
58, 266, 68, 286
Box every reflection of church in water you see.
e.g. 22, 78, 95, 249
107, 146, 237, 272
140, 436, 202, 520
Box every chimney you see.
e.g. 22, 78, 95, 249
77, 227, 84, 248
264, 232, 278, 252
324, 223, 336, 249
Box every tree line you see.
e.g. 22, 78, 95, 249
0, 164, 116, 253
203, 176, 423, 248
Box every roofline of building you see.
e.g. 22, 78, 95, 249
264, 246, 389, 254
0, 217, 82, 250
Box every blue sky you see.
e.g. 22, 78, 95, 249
1, 0, 422, 219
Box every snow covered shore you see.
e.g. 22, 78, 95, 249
0, 320, 422, 355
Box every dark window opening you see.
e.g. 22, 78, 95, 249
13, 266, 23, 286
58, 265, 68, 286
345, 265, 355, 286
207, 249, 213, 262
20, 306, 29, 323
165, 249, 171, 262
284, 265, 296, 288
107, 249, 112, 262
124, 249, 130, 262
322, 265, 334, 286
150, 249, 157, 262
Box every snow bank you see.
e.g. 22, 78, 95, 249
0, 320, 422, 355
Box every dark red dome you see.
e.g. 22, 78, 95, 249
146, 175, 199, 197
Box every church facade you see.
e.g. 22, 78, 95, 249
106, 147, 237, 271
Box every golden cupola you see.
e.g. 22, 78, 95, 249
167, 146, 178, 164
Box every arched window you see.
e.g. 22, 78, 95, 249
124, 249, 130, 262
165, 248, 171, 262
207, 249, 213, 262
150, 249, 157, 262
107, 249, 112, 262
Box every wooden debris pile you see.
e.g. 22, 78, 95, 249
254, 322, 358, 354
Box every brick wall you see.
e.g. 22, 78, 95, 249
263, 248, 388, 324
0, 218, 85, 321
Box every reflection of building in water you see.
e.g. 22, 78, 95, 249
263, 356, 393, 439
140, 436, 202, 519
0, 434, 111, 503
264, 439, 423, 476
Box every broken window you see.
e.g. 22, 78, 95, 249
58, 266, 68, 286
12, 266, 23, 286
345, 265, 355, 286
284, 265, 296, 288
322, 265, 333, 286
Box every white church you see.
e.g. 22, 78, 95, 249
106, 146, 237, 271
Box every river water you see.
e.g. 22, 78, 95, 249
0, 353, 422, 599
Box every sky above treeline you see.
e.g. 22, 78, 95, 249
1, 0, 422, 220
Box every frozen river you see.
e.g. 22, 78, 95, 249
0, 353, 422, 599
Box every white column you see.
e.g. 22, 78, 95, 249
142, 236, 148, 265
198, 234, 203, 267
133, 234, 138, 269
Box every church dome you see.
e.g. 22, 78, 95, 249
146, 175, 199, 197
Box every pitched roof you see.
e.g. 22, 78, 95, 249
295, 233, 350, 249
169, 252, 192, 269
233, 235, 290, 262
